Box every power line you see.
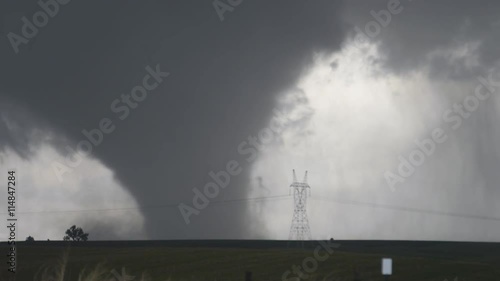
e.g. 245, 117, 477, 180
310, 197, 500, 222
3, 192, 499, 223
0, 194, 291, 215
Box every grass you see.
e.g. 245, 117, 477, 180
1, 240, 499, 281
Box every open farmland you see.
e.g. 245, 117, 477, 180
1, 240, 499, 281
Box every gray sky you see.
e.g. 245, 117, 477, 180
1, 0, 499, 241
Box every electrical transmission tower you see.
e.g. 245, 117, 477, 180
288, 169, 312, 240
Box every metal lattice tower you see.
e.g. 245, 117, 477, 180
288, 169, 312, 240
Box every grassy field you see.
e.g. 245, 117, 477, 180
1, 240, 499, 281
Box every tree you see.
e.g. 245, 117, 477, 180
26, 236, 35, 242
63, 225, 89, 241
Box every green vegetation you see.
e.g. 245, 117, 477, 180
1, 241, 499, 281
63, 225, 89, 242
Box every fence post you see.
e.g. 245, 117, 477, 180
245, 271, 252, 281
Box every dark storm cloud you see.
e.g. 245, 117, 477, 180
344, 0, 500, 78
0, 97, 53, 159
0, 0, 346, 239
343, 0, 500, 240
344, 0, 500, 189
